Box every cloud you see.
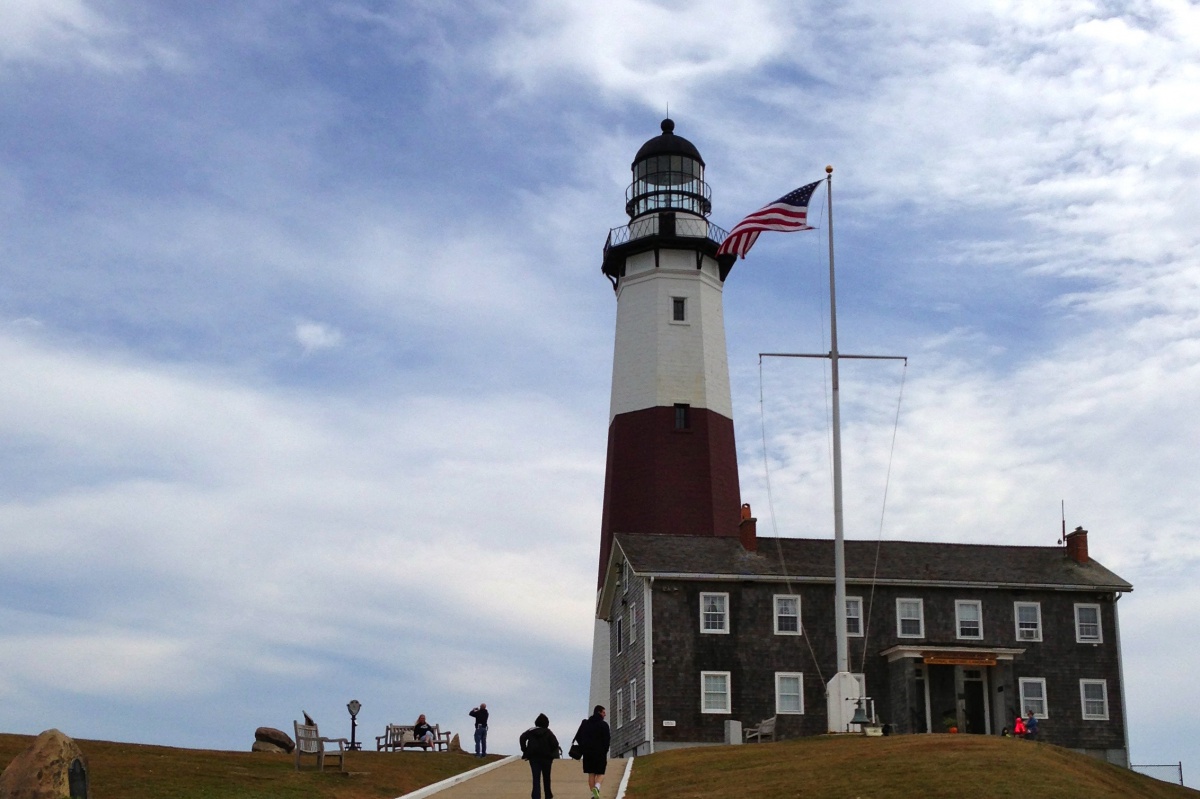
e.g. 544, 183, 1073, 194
0, 0, 181, 71
295, 320, 343, 354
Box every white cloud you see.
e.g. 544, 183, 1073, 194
295, 320, 343, 354
0, 0, 181, 71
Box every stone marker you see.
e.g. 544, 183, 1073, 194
0, 728, 90, 799
449, 733, 462, 753
254, 726, 295, 753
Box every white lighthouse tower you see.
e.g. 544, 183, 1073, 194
590, 120, 743, 709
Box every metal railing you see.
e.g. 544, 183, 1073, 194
1131, 762, 1184, 786
605, 218, 729, 250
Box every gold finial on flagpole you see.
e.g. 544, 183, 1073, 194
826, 165, 833, 174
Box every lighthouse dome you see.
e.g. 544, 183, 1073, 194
626, 119, 711, 220
632, 118, 706, 167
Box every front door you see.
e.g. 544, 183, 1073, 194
961, 668, 989, 734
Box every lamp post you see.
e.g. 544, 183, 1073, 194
347, 700, 362, 751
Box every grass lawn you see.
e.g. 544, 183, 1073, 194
0, 733, 501, 799
626, 734, 1199, 799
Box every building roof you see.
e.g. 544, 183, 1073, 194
607, 533, 1132, 603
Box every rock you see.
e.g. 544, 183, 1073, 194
254, 727, 295, 753
251, 741, 289, 754
449, 733, 462, 753
0, 728, 90, 799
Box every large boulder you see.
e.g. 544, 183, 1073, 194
251, 741, 289, 754
254, 727, 294, 753
0, 729, 90, 799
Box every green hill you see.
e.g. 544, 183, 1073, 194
2, 731, 1194, 799
625, 735, 1197, 799
0, 732, 494, 799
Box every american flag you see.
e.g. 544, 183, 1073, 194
716, 180, 821, 259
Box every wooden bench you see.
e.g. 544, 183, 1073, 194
745, 716, 777, 743
294, 719, 348, 771
376, 724, 452, 752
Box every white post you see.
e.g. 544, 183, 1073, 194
823, 166, 860, 732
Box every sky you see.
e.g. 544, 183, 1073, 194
1, 0, 1198, 785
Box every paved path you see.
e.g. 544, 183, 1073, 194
406, 757, 626, 799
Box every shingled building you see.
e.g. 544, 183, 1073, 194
597, 523, 1132, 766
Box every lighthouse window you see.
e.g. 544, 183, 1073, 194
674, 403, 691, 430
672, 296, 686, 321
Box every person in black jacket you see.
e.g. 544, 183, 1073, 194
575, 706, 610, 799
519, 713, 561, 799
469, 703, 489, 757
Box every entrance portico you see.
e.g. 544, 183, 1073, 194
881, 645, 1026, 735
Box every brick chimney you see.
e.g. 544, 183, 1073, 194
1065, 526, 1089, 563
739, 503, 757, 552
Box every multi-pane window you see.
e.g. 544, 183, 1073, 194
701, 592, 729, 633
629, 679, 638, 721
897, 598, 924, 638
774, 595, 801, 635
615, 688, 624, 728
1019, 677, 1048, 718
1015, 602, 1042, 642
672, 297, 687, 322
775, 672, 804, 714
701, 671, 731, 713
1080, 679, 1109, 720
1075, 604, 1103, 643
956, 600, 983, 640
846, 597, 864, 637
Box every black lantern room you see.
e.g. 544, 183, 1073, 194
602, 119, 731, 289
625, 119, 711, 220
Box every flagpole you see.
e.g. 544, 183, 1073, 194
826, 164, 849, 676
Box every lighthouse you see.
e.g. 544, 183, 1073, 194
590, 120, 743, 709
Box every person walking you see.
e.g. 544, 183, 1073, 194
520, 713, 561, 799
470, 703, 489, 757
575, 706, 610, 799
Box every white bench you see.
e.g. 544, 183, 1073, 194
294, 719, 348, 771
745, 716, 777, 743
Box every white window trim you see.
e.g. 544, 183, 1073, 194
615, 687, 624, 728
1080, 679, 1109, 720
629, 602, 637, 644
1014, 601, 1043, 643
701, 671, 732, 714
955, 599, 983, 641
1074, 603, 1103, 644
846, 596, 864, 637
629, 678, 638, 721
896, 598, 925, 639
773, 594, 802, 636
775, 672, 805, 715
700, 592, 730, 634
1019, 677, 1048, 719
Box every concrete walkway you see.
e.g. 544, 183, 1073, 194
400, 757, 627, 799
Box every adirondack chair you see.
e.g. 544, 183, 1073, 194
294, 718, 349, 771
745, 716, 777, 743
